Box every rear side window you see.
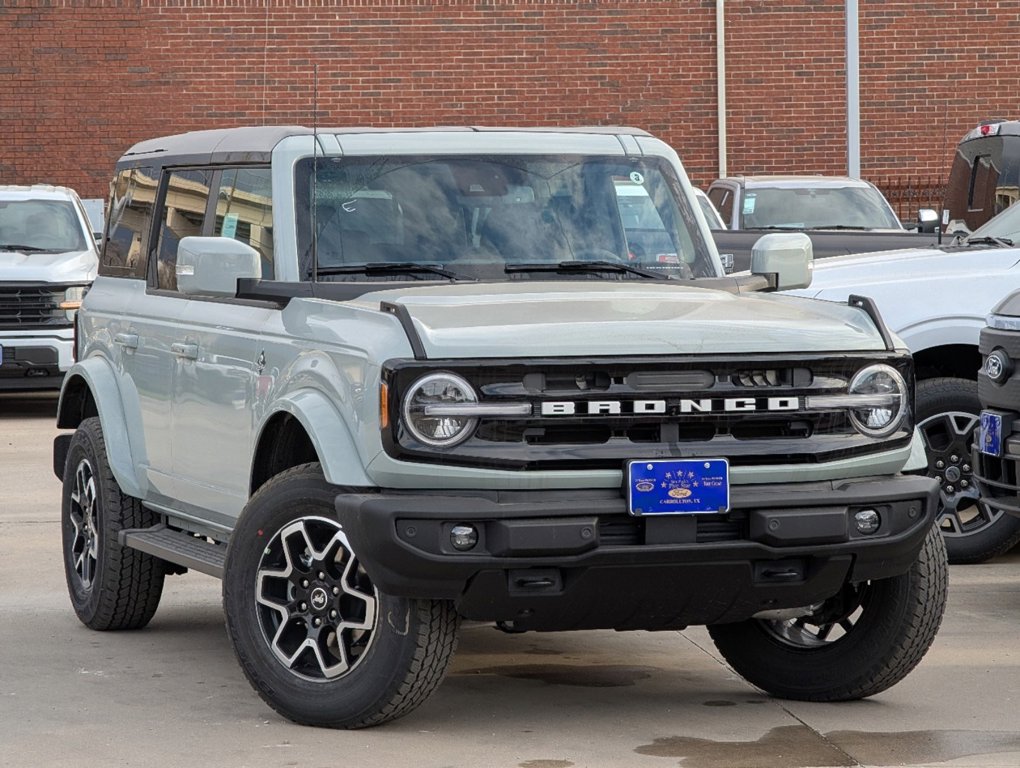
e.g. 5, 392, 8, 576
100, 166, 156, 278
708, 187, 733, 226
155, 168, 214, 291
213, 168, 274, 278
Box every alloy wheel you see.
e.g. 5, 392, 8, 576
917, 410, 1007, 537
759, 584, 869, 648
255, 517, 378, 682
68, 458, 99, 589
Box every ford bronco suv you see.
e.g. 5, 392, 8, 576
0, 184, 97, 389
53, 126, 946, 729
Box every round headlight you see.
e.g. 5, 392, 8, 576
402, 372, 478, 447
847, 364, 907, 438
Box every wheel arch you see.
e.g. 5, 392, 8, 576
911, 344, 981, 382
55, 360, 144, 498
251, 389, 373, 495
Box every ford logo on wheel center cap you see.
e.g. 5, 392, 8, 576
310, 587, 329, 611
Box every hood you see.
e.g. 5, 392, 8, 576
792, 245, 1020, 297
0, 248, 98, 283
351, 281, 888, 358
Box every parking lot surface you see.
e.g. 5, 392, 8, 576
2, 392, 1018, 768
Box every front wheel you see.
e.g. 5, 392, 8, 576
916, 377, 1020, 563
223, 463, 459, 728
707, 525, 947, 701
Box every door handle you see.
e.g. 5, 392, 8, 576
113, 333, 139, 349
171, 342, 199, 360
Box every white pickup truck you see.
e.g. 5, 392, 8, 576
787, 204, 1020, 562
0, 184, 98, 389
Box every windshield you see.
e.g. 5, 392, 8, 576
0, 199, 89, 252
295, 155, 718, 281
970, 199, 1020, 242
740, 185, 902, 230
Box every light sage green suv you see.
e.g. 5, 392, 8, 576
53, 126, 946, 728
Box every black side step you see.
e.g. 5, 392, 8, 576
120, 525, 227, 579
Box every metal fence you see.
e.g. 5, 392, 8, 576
873, 176, 946, 223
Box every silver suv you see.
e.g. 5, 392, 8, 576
54, 126, 946, 729
0, 185, 97, 389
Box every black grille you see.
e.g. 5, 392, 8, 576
384, 353, 914, 471
0, 284, 69, 329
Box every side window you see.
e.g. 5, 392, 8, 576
156, 168, 214, 291
708, 187, 733, 226
100, 166, 156, 279
213, 168, 274, 278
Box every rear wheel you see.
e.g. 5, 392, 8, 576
707, 525, 947, 701
223, 463, 459, 728
916, 377, 1020, 563
61, 417, 165, 630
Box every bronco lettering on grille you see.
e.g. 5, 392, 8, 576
540, 397, 800, 416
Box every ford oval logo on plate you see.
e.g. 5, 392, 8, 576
635, 480, 656, 492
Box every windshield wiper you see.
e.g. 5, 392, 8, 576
0, 243, 51, 253
963, 235, 1014, 247
804, 224, 870, 231
314, 262, 460, 280
505, 260, 671, 280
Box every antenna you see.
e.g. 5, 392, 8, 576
311, 64, 320, 282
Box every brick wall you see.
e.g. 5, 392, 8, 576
1, 0, 1018, 199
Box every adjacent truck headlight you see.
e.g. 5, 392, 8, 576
402, 372, 479, 447
846, 364, 907, 438
59, 285, 87, 321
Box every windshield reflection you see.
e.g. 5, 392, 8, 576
295, 155, 717, 281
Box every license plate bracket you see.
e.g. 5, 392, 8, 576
627, 458, 730, 516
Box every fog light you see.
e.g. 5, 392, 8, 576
854, 509, 881, 535
450, 524, 478, 551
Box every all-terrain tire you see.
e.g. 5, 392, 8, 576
61, 417, 165, 630
707, 524, 947, 701
222, 462, 459, 729
916, 377, 1020, 563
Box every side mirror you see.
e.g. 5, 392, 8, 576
750, 232, 812, 291
917, 208, 939, 234
176, 236, 261, 298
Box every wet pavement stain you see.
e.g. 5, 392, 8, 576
634, 725, 854, 768
456, 663, 656, 687
825, 728, 1020, 765
518, 761, 575, 768
701, 700, 737, 707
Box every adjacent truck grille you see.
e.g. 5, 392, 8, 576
383, 354, 915, 471
0, 284, 71, 329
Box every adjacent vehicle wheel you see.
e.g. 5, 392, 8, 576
707, 524, 947, 701
916, 377, 1020, 563
61, 417, 165, 630
223, 463, 459, 729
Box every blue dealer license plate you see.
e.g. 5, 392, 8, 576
627, 459, 730, 515
980, 411, 1005, 457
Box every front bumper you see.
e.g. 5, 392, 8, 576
0, 329, 73, 389
337, 474, 938, 631
972, 414, 1020, 519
